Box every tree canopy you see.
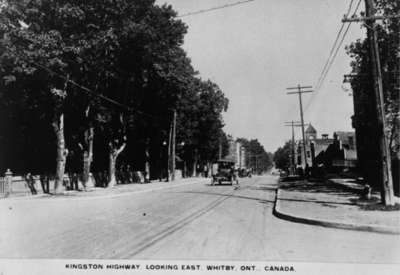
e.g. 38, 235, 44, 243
0, 0, 229, 184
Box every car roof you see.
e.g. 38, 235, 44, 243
217, 160, 235, 164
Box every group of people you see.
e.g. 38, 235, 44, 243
24, 173, 52, 194
22, 165, 147, 195
115, 165, 143, 185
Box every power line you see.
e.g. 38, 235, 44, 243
316, 0, 362, 91
304, 0, 361, 113
11, 48, 170, 122
314, 0, 355, 91
177, 0, 256, 18
2, 20, 174, 122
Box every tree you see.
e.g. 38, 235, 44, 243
238, 138, 273, 174
0, 1, 78, 193
0, 0, 231, 188
273, 142, 291, 172
346, 0, 399, 196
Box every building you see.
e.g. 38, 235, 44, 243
225, 137, 246, 169
294, 124, 333, 168
224, 138, 246, 169
331, 131, 357, 169
294, 124, 357, 172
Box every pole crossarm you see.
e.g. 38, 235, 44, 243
287, 90, 313, 95
286, 86, 312, 90
342, 14, 400, 22
284, 121, 302, 124
284, 124, 309, 127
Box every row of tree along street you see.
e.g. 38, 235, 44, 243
0, 0, 234, 193
274, 0, 399, 205
237, 138, 273, 175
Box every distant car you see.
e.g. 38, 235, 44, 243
211, 160, 239, 185
279, 170, 288, 178
239, 168, 252, 178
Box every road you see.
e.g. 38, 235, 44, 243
0, 175, 399, 263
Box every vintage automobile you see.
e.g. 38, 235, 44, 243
211, 159, 239, 185
239, 168, 252, 178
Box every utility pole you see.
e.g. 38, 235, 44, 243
171, 109, 177, 181
167, 115, 172, 182
397, 12, 400, 198
343, 0, 396, 206
285, 121, 309, 175
286, 85, 313, 168
218, 137, 222, 160
284, 121, 303, 175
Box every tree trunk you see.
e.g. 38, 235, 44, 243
145, 140, 150, 183
82, 126, 94, 190
192, 149, 198, 177
53, 113, 68, 194
108, 142, 126, 188
108, 151, 117, 188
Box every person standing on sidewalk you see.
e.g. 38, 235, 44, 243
25, 173, 37, 195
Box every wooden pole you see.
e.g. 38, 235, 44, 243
167, 115, 172, 182
365, 0, 394, 205
171, 109, 177, 181
286, 86, 313, 168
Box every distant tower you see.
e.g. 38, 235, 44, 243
305, 124, 317, 141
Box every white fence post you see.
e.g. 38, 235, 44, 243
5, 169, 13, 196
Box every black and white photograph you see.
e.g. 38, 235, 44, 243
0, 0, 399, 274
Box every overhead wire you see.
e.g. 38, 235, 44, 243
2, 21, 172, 122
304, 0, 362, 113
9, 45, 170, 122
177, 0, 256, 18
316, 0, 362, 92
314, 0, 355, 91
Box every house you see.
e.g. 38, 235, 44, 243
331, 131, 357, 169
294, 124, 333, 168
294, 124, 358, 173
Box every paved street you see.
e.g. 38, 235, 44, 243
1, 175, 399, 263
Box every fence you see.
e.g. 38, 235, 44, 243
0, 169, 152, 198
0, 169, 13, 197
0, 177, 5, 195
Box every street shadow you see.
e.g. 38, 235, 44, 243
205, 183, 236, 186
278, 197, 357, 206
176, 190, 275, 204
279, 180, 357, 198
241, 185, 277, 192
279, 179, 397, 211
348, 196, 400, 211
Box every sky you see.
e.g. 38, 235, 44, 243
156, 0, 366, 152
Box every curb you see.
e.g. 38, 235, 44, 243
0, 178, 209, 203
273, 188, 400, 235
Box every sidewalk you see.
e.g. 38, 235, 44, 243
274, 178, 400, 234
1, 177, 209, 202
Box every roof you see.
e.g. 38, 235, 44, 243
306, 124, 317, 134
334, 131, 355, 142
312, 138, 334, 146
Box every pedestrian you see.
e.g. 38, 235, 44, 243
39, 173, 50, 193
305, 164, 311, 179
203, 165, 209, 178
25, 173, 37, 195
71, 172, 79, 190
